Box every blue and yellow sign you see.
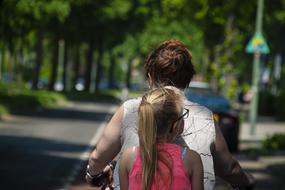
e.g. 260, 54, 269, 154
246, 32, 270, 54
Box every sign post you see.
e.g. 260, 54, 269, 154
245, 0, 269, 135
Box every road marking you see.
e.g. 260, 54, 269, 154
60, 105, 118, 190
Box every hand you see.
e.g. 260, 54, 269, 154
244, 172, 256, 190
101, 164, 114, 190
85, 165, 111, 187
86, 162, 116, 188
236, 173, 256, 190
231, 172, 256, 190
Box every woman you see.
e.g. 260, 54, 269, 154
119, 88, 203, 190
86, 40, 256, 190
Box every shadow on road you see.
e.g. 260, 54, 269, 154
267, 162, 285, 179
215, 152, 285, 190
0, 135, 92, 190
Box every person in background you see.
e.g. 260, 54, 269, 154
86, 40, 256, 190
119, 88, 203, 190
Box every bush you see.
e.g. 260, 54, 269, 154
0, 104, 8, 118
262, 134, 285, 151
0, 90, 67, 114
28, 91, 67, 108
258, 90, 275, 116
275, 89, 285, 121
63, 90, 120, 102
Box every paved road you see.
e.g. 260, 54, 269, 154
215, 120, 285, 190
1, 102, 285, 190
0, 101, 118, 190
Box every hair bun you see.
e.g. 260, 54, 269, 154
144, 39, 196, 89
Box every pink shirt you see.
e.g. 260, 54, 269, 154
128, 144, 192, 190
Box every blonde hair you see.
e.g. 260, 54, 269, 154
138, 88, 183, 190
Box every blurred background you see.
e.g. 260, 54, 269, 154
1, 0, 285, 119
0, 0, 285, 190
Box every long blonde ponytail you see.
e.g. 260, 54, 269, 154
138, 102, 157, 190
138, 88, 182, 190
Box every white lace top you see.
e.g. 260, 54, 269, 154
113, 96, 216, 190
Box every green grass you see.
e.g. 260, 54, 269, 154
63, 89, 121, 102
63, 89, 144, 102
129, 90, 144, 98
0, 89, 68, 115
0, 81, 145, 118
262, 134, 285, 152
0, 104, 8, 118
242, 133, 285, 156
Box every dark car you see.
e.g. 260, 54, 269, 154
185, 82, 239, 152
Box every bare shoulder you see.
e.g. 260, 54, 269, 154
121, 147, 133, 160
189, 149, 201, 159
183, 147, 203, 176
185, 148, 201, 164
120, 147, 135, 171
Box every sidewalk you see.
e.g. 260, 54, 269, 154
236, 118, 285, 190
239, 117, 285, 149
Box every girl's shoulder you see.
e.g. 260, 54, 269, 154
186, 148, 201, 160
183, 147, 202, 175
121, 147, 136, 161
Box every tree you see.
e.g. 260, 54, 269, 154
0, 0, 71, 89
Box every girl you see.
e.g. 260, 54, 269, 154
119, 88, 204, 190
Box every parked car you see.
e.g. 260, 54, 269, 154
185, 82, 240, 152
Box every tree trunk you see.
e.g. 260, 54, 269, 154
32, 30, 43, 90
48, 38, 59, 91
85, 41, 94, 92
62, 42, 68, 91
126, 59, 132, 89
95, 41, 103, 92
201, 49, 210, 81
108, 51, 116, 89
0, 46, 4, 81
64, 46, 73, 92
72, 46, 80, 91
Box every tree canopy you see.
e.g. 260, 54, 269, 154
0, 0, 285, 96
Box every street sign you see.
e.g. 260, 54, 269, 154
246, 32, 270, 54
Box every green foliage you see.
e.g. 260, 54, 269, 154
63, 90, 120, 103
29, 91, 67, 107
139, 15, 204, 65
0, 91, 66, 114
103, 0, 132, 19
0, 82, 67, 113
1, 0, 285, 120
161, 0, 186, 18
275, 89, 285, 121
258, 90, 276, 116
16, 0, 71, 22
263, 134, 285, 151
0, 104, 8, 117
0, 0, 71, 46
227, 80, 238, 100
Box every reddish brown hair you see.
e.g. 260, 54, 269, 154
144, 40, 196, 89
